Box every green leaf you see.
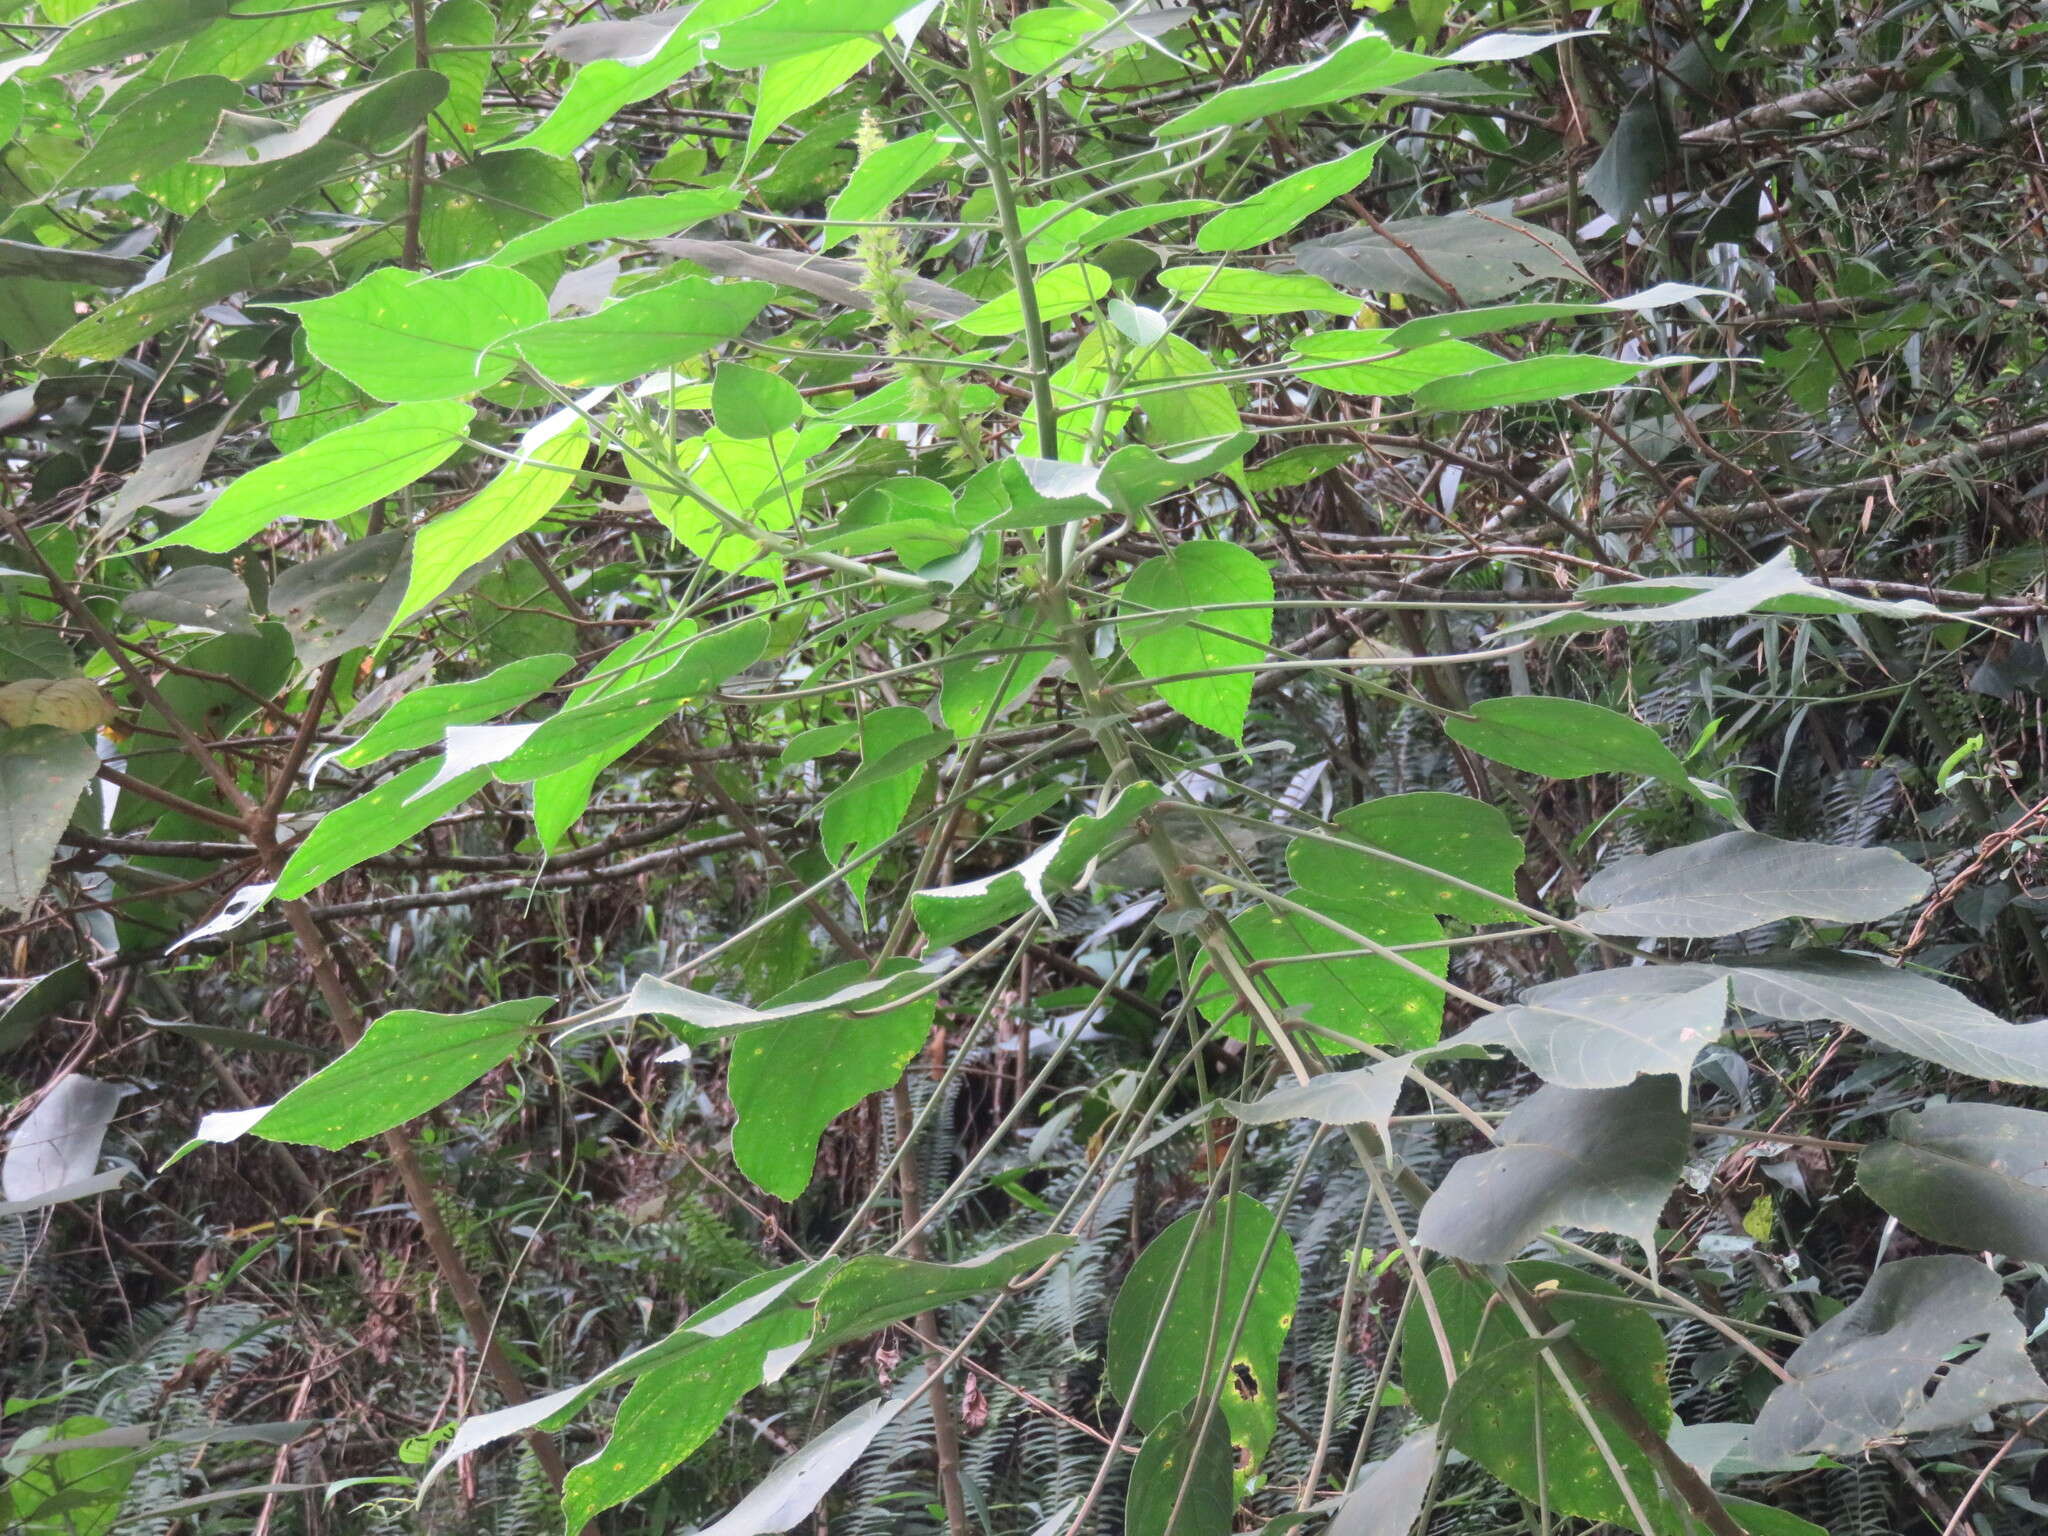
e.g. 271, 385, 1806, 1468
728, 961, 933, 1200
186, 998, 552, 1151
1106, 1193, 1299, 1466
333, 654, 574, 769
1289, 335, 1500, 396
823, 129, 949, 240
747, 38, 878, 165
820, 705, 941, 911
913, 782, 1166, 947
1294, 211, 1582, 303
1196, 141, 1380, 254
389, 405, 594, 631
1443, 696, 1688, 783
1155, 265, 1360, 316
1195, 897, 1447, 1050
279, 266, 549, 403
562, 1304, 814, 1531
1287, 792, 1524, 921
935, 615, 1056, 739
1747, 1256, 2047, 1461
37, 0, 234, 76
1126, 1403, 1235, 1536
1380, 282, 1724, 349
712, 362, 804, 439
1239, 443, 1357, 493
1859, 1103, 2048, 1263
503, 8, 716, 158
201, 73, 449, 225
699, 0, 929, 68
1415, 1076, 1687, 1264
1156, 29, 1434, 137
0, 1416, 137, 1536
45, 236, 292, 360
1402, 1260, 1672, 1529
1574, 830, 1931, 938
492, 618, 770, 784
143, 400, 474, 554
510, 276, 776, 387
485, 190, 745, 268
1119, 540, 1273, 739
951, 264, 1112, 336
808, 1234, 1075, 1351
1413, 353, 1702, 412
271, 754, 493, 899
0, 726, 97, 916
0, 237, 145, 287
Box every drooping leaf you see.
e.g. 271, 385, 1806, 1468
1194, 897, 1447, 1050
1463, 974, 1732, 1088
486, 191, 744, 268
1858, 1102, 2048, 1262
0, 1416, 138, 1536
820, 705, 944, 911
1746, 1256, 2048, 1461
561, 1304, 814, 1531
746, 38, 878, 164
0, 237, 146, 286
37, 0, 235, 75
1415, 1076, 1687, 1265
390, 403, 596, 631
913, 783, 1164, 947
1, 1074, 124, 1206
1287, 792, 1523, 921
0, 725, 98, 914
1125, 1403, 1235, 1536
146, 401, 474, 554
1503, 547, 1948, 637
1402, 1260, 1672, 1530
505, 7, 714, 157
727, 959, 936, 1200
183, 998, 552, 1152
1196, 141, 1380, 254
1155, 265, 1359, 316
1119, 540, 1273, 739
1106, 1193, 1300, 1466
1289, 335, 1501, 397
1294, 210, 1582, 303
271, 754, 493, 899
807, 1234, 1076, 1351
279, 266, 548, 403
1574, 830, 1931, 937
48, 74, 242, 192
822, 129, 949, 240
693, 1399, 907, 1536
1413, 352, 1704, 413
45, 236, 292, 360
333, 654, 572, 769
1155, 25, 1434, 137
951, 264, 1113, 336
509, 277, 776, 387
1444, 695, 1688, 784
1324, 1431, 1437, 1536
1379, 282, 1725, 348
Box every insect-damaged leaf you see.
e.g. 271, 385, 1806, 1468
1107, 1193, 1299, 1467
1415, 1075, 1687, 1265
1294, 210, 1582, 303
1859, 1102, 2048, 1263
1575, 830, 1931, 937
182, 998, 552, 1152
1746, 1256, 2048, 1462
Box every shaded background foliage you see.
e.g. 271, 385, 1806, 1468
3, 0, 2048, 1533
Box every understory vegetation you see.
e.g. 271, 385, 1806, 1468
6, 0, 2048, 1533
